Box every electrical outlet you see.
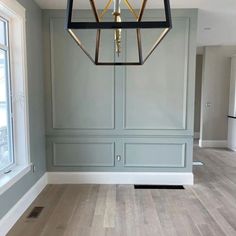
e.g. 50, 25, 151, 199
116, 155, 122, 162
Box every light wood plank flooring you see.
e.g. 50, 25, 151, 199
8, 147, 236, 236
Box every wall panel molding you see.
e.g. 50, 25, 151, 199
43, 9, 198, 174
49, 18, 115, 131
124, 143, 186, 168
52, 141, 115, 167
123, 17, 190, 130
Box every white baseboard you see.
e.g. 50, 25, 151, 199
0, 173, 48, 236
194, 132, 200, 139
199, 140, 227, 148
48, 172, 194, 186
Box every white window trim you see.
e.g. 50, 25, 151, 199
0, 0, 31, 195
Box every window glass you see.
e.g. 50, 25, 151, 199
0, 22, 13, 171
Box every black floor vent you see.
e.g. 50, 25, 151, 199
134, 185, 185, 190
27, 207, 44, 219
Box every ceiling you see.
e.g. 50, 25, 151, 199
34, 0, 236, 47
34, 0, 236, 11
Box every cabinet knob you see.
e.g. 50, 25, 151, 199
116, 155, 122, 162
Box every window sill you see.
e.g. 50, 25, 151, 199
0, 164, 31, 196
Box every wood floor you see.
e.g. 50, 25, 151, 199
8, 147, 236, 236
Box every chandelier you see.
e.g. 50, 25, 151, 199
66, 0, 172, 65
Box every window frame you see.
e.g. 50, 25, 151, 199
0, 0, 31, 194
0, 15, 15, 174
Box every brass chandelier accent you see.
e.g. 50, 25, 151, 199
66, 0, 172, 65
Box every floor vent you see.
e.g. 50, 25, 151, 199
27, 207, 44, 219
134, 185, 185, 190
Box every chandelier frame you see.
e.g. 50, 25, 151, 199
66, 0, 172, 65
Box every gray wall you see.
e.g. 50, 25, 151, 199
0, 0, 46, 219
194, 55, 203, 134
200, 46, 236, 141
43, 9, 197, 173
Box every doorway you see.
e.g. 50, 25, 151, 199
194, 53, 203, 146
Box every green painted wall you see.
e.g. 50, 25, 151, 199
43, 9, 198, 173
0, 6, 197, 221
0, 0, 46, 219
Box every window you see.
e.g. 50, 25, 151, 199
0, 17, 14, 173
0, 0, 30, 194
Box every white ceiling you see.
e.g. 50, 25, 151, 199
34, 0, 236, 46
34, 0, 236, 11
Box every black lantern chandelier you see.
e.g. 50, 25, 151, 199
66, 0, 172, 65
